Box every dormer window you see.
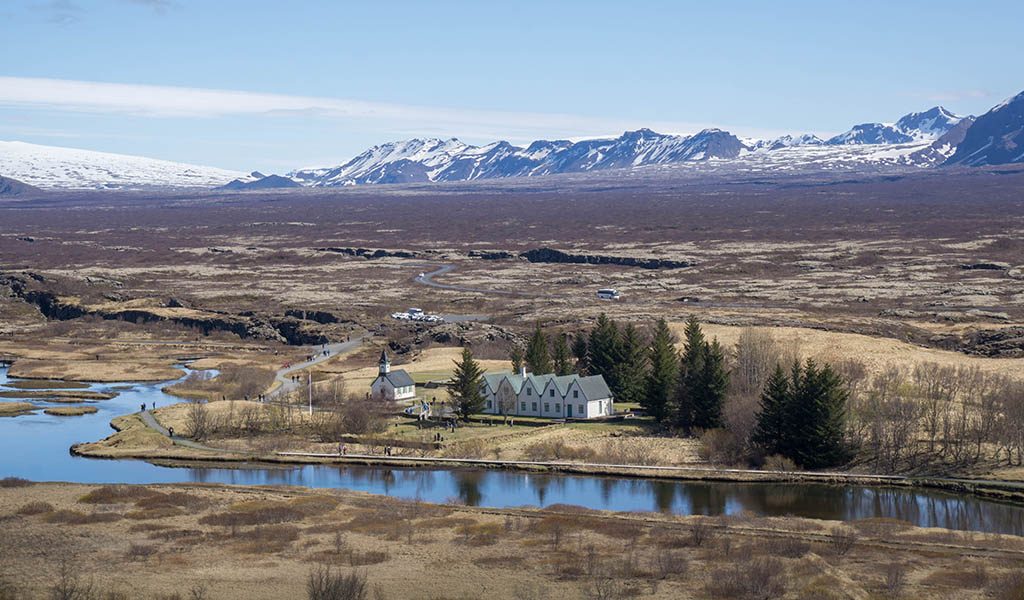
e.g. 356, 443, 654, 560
549, 389, 555, 397
526, 387, 532, 396
573, 390, 579, 399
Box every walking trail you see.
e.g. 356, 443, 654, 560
139, 336, 365, 451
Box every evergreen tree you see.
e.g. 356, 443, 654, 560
642, 318, 678, 422
694, 339, 728, 429
752, 363, 790, 457
752, 360, 851, 469
793, 360, 850, 469
674, 316, 707, 431
450, 347, 485, 421
571, 334, 589, 375
614, 323, 647, 404
524, 322, 552, 374
509, 344, 524, 374
551, 334, 574, 376
588, 313, 622, 391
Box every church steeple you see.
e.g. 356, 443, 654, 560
379, 349, 390, 375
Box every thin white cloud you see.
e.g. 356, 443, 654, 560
0, 76, 791, 142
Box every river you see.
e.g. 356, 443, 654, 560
1, 365, 1023, 535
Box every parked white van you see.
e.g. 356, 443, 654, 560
596, 288, 620, 300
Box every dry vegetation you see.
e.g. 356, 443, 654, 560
2, 482, 1024, 600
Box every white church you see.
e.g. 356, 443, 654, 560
370, 350, 416, 402
480, 367, 614, 420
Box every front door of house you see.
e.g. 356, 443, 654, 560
567, 404, 573, 418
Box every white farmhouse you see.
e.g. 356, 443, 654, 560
480, 368, 614, 420
370, 350, 416, 402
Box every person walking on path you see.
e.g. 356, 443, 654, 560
168, 426, 174, 438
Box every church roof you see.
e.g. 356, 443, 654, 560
376, 369, 414, 388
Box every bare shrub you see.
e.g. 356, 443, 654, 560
827, 526, 858, 556
446, 438, 488, 459
49, 558, 96, 600
125, 543, 158, 561
767, 536, 810, 558
306, 566, 368, 600
186, 400, 210, 441
0, 477, 31, 488
594, 440, 660, 466
17, 501, 54, 515
705, 556, 786, 600
698, 428, 745, 465
653, 549, 688, 579
989, 570, 1024, 600
346, 551, 388, 567
882, 563, 906, 600
42, 510, 122, 525
78, 485, 153, 504
583, 575, 626, 600
524, 439, 596, 462
689, 520, 714, 547
762, 454, 798, 472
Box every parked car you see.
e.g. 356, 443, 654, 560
596, 288, 621, 300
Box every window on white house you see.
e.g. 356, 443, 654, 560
573, 390, 579, 398
527, 388, 532, 396
544, 403, 549, 412
578, 404, 584, 415
549, 389, 554, 397
531, 402, 537, 411
487, 400, 492, 409
555, 404, 560, 411
521, 402, 526, 411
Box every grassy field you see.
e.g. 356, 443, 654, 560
1, 481, 1022, 600
0, 402, 35, 417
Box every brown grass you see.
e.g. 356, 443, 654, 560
43, 405, 99, 416
0, 402, 35, 416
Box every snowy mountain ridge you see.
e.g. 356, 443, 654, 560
0, 141, 245, 190
289, 106, 967, 186
8, 96, 1024, 190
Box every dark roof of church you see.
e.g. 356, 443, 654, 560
376, 369, 414, 388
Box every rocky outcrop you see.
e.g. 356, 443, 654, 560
316, 247, 420, 259
959, 327, 1024, 358
520, 247, 693, 270
960, 262, 1010, 271
468, 250, 516, 260
284, 309, 346, 324
1, 274, 335, 346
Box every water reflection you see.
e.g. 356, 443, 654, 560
2, 366, 1024, 536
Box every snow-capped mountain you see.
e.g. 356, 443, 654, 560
896, 106, 965, 141
288, 128, 749, 186
826, 106, 964, 145
0, 141, 245, 189
945, 91, 1024, 166
748, 133, 824, 151
5, 95, 1020, 190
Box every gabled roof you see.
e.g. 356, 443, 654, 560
575, 375, 612, 401
481, 371, 612, 400
375, 369, 414, 388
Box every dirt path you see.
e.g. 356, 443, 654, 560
137, 408, 239, 453
413, 263, 537, 297
270, 336, 364, 398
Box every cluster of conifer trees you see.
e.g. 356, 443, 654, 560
564, 314, 851, 469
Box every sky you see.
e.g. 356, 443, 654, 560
1, 0, 1022, 173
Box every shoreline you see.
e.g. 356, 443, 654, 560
69, 424, 1024, 506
